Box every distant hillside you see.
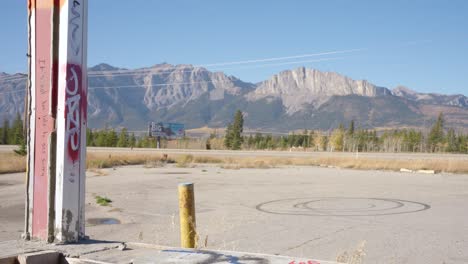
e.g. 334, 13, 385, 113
0, 64, 467, 131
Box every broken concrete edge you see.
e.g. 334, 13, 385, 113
65, 257, 113, 264
56, 243, 122, 258
0, 239, 121, 260
125, 242, 347, 264
1, 251, 111, 264
1, 240, 345, 264
17, 250, 61, 264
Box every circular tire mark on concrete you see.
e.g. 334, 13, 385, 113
256, 197, 430, 216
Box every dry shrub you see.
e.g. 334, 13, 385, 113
143, 160, 166, 168
220, 164, 241, 170
175, 154, 195, 168
0, 153, 26, 174
221, 158, 274, 169
193, 156, 223, 163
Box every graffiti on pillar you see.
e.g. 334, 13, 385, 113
70, 0, 82, 56
65, 64, 82, 162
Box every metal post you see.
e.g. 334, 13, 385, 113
178, 183, 196, 248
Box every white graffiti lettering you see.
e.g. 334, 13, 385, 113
66, 66, 81, 152
70, 0, 82, 56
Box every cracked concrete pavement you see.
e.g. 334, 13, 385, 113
1, 163, 468, 263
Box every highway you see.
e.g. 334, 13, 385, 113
1, 144, 468, 160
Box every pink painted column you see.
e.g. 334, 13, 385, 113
26, 0, 57, 242
55, 0, 88, 242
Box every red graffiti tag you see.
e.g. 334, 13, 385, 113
65, 63, 83, 161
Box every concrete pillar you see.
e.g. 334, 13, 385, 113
25, 0, 88, 243
54, 0, 88, 243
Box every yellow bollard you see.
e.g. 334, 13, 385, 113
178, 183, 196, 248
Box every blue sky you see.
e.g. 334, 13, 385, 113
1, 0, 467, 95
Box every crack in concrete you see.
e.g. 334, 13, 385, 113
284, 225, 359, 252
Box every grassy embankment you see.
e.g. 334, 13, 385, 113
1, 151, 468, 174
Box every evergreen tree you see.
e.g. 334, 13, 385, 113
86, 128, 94, 146
458, 133, 468, 153
94, 130, 107, 147
347, 120, 355, 136
445, 128, 457, 152
0, 119, 8, 145
106, 129, 118, 147
117, 128, 129, 147
231, 110, 244, 149
224, 123, 233, 149
428, 113, 444, 152
129, 133, 136, 148
11, 113, 23, 145
224, 110, 244, 150
308, 131, 315, 150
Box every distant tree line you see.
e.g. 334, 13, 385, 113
1, 112, 467, 154
240, 113, 467, 153
0, 113, 25, 146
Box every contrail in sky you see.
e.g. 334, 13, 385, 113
201, 48, 365, 67
210, 57, 345, 71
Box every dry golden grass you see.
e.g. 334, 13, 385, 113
86, 152, 173, 169
1, 150, 467, 174
217, 155, 468, 173
0, 153, 26, 174
221, 158, 273, 169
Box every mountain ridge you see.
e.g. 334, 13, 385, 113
0, 63, 467, 131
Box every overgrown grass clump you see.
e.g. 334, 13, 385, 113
175, 154, 223, 168
86, 153, 175, 169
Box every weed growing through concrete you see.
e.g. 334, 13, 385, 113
95, 195, 112, 206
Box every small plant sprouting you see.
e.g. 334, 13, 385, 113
95, 195, 112, 206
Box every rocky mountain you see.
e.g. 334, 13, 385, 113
85, 63, 255, 128
392, 86, 468, 108
0, 64, 467, 131
248, 67, 390, 114
0, 72, 27, 123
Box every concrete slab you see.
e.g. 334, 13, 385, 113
17, 251, 61, 264
0, 240, 341, 264
3, 163, 468, 263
